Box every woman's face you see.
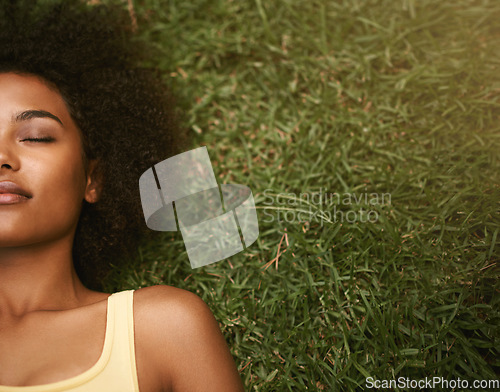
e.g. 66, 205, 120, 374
0, 72, 98, 248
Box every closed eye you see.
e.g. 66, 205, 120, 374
21, 137, 55, 143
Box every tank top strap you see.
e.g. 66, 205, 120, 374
106, 290, 140, 392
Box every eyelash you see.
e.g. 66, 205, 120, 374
21, 137, 55, 143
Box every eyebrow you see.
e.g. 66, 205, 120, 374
14, 110, 63, 126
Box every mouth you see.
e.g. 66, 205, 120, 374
0, 181, 32, 205
0, 193, 30, 204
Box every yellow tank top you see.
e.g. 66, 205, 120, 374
0, 290, 140, 392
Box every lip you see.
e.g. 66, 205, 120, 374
0, 181, 32, 205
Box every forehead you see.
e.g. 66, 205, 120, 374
0, 72, 74, 127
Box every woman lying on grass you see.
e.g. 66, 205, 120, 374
0, 1, 244, 391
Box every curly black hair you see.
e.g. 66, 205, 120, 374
0, 0, 186, 291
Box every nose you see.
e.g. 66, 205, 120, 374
0, 138, 20, 172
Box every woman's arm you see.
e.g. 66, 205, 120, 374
134, 285, 245, 392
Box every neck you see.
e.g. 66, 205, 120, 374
0, 238, 89, 319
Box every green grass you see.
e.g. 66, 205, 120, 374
105, 0, 499, 390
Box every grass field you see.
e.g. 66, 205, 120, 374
105, 0, 499, 390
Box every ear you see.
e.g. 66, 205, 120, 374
84, 160, 103, 204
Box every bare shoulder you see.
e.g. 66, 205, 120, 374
133, 285, 244, 392
133, 284, 206, 319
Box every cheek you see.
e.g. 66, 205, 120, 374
31, 147, 88, 211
